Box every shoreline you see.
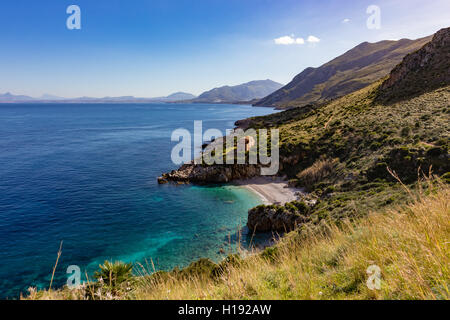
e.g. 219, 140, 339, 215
234, 176, 304, 205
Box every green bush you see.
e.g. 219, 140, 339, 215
178, 258, 219, 279
94, 261, 133, 287
401, 126, 411, 137
261, 247, 279, 262
442, 172, 450, 184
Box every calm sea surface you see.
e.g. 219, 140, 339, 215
0, 103, 276, 298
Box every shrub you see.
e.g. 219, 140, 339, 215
370, 141, 382, 150
261, 247, 279, 262
291, 201, 309, 212
94, 261, 133, 287
178, 258, 219, 279
297, 158, 339, 188
401, 126, 411, 137
442, 172, 450, 184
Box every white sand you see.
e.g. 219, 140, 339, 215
235, 176, 304, 205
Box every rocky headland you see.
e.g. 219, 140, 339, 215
157, 163, 262, 184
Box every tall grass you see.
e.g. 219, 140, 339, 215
28, 180, 449, 300
296, 158, 339, 187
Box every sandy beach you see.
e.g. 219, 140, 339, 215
235, 176, 304, 205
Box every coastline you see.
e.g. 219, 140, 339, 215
234, 176, 304, 205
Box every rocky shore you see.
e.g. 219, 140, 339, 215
157, 163, 262, 184
156, 117, 310, 233
247, 203, 309, 233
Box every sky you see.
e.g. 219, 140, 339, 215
0, 0, 449, 98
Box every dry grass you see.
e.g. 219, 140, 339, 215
296, 158, 339, 187
29, 180, 449, 300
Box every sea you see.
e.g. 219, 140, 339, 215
0, 103, 277, 298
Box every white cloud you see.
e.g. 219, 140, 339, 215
274, 36, 294, 45
342, 18, 351, 23
307, 35, 321, 43
274, 35, 305, 45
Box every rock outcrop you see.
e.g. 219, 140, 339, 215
379, 27, 450, 102
158, 163, 262, 184
247, 202, 312, 232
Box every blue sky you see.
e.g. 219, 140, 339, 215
0, 0, 449, 98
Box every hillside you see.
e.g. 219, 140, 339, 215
190, 80, 283, 103
255, 35, 432, 109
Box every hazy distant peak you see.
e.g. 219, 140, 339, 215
191, 79, 283, 103
0, 92, 34, 102
40, 94, 65, 100
165, 92, 197, 100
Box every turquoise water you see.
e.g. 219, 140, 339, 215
0, 103, 276, 299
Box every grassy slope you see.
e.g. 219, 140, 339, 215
247, 83, 449, 226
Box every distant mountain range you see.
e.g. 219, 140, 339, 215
0, 92, 197, 103
1, 80, 285, 104
0, 92, 36, 102
188, 80, 283, 104
254, 35, 433, 108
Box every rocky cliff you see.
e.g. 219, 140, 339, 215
158, 163, 261, 184
378, 27, 450, 102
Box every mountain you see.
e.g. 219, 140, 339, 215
378, 27, 450, 102
255, 35, 433, 108
0, 92, 34, 102
0, 92, 197, 103
39, 94, 65, 100
191, 80, 283, 103
163, 92, 196, 101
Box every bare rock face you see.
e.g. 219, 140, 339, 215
158, 163, 261, 184
234, 118, 253, 130
247, 202, 311, 232
379, 27, 450, 101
